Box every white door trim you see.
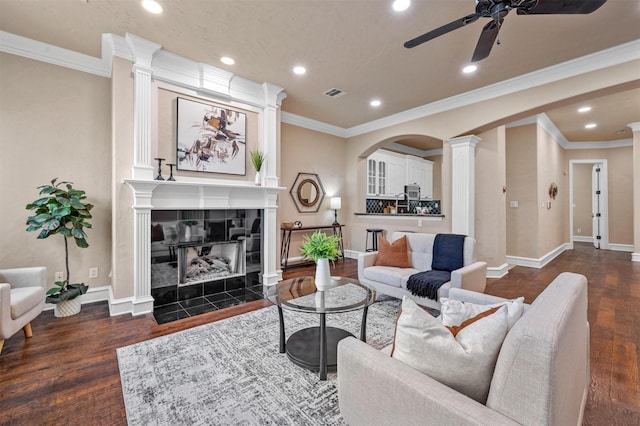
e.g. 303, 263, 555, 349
569, 159, 609, 250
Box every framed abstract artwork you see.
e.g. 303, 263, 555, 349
176, 97, 247, 175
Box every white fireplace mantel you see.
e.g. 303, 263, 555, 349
123, 179, 285, 210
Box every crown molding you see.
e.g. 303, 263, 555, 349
280, 112, 348, 138
0, 30, 112, 77
344, 39, 640, 138
508, 113, 633, 149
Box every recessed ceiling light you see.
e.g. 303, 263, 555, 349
462, 64, 477, 74
293, 66, 306, 75
578, 106, 592, 113
585, 123, 597, 129
220, 56, 235, 65
370, 99, 382, 107
141, 0, 163, 14
392, 0, 411, 12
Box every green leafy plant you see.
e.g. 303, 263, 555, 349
25, 178, 93, 303
250, 150, 265, 172
300, 231, 341, 263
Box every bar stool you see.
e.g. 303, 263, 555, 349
365, 229, 384, 252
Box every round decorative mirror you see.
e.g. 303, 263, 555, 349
290, 173, 325, 213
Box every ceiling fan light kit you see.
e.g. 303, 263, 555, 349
404, 0, 608, 62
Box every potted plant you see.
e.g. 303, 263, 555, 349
250, 150, 265, 186
25, 178, 93, 317
300, 230, 341, 291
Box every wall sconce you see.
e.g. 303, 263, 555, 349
330, 197, 342, 225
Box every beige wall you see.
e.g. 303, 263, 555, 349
475, 127, 507, 267
536, 124, 567, 257
0, 53, 112, 291
566, 147, 634, 245
573, 164, 593, 237
425, 154, 443, 201
505, 125, 538, 258
279, 123, 347, 259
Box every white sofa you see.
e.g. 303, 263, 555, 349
357, 231, 487, 310
338, 272, 590, 426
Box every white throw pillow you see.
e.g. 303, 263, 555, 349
440, 296, 525, 331
391, 296, 508, 403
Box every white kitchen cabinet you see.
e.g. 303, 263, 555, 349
367, 150, 432, 198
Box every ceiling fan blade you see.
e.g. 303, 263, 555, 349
517, 0, 607, 15
471, 18, 503, 62
404, 13, 480, 49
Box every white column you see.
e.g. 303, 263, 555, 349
125, 181, 158, 314
261, 83, 286, 188
628, 122, 640, 262
126, 34, 161, 180
446, 135, 481, 237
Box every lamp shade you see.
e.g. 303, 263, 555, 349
330, 197, 342, 210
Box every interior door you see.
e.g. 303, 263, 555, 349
592, 163, 601, 249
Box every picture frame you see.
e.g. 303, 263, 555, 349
176, 97, 247, 175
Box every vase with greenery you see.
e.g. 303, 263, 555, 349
300, 230, 341, 291
25, 178, 93, 316
250, 150, 265, 186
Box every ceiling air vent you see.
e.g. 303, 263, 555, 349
323, 88, 346, 98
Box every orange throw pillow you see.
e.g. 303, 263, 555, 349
374, 235, 412, 268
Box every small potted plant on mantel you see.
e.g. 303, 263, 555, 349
300, 230, 341, 291
25, 178, 93, 317
250, 150, 265, 186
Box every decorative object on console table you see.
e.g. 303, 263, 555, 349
250, 150, 265, 186
25, 178, 92, 317
300, 231, 342, 291
330, 196, 342, 225
154, 157, 165, 180
176, 97, 247, 175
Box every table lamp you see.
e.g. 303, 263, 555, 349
330, 197, 342, 225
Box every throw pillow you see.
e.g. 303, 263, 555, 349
391, 296, 508, 403
440, 296, 525, 331
374, 235, 412, 268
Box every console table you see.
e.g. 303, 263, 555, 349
280, 224, 344, 270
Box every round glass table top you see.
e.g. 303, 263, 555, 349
266, 276, 376, 314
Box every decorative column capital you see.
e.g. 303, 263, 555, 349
446, 135, 481, 148
627, 122, 640, 132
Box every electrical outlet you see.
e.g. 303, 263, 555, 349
418, 219, 423, 228
89, 267, 98, 278
54, 271, 64, 281
510, 201, 519, 208
577, 228, 582, 234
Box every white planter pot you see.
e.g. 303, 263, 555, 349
314, 258, 332, 291
54, 297, 82, 317
254, 171, 262, 186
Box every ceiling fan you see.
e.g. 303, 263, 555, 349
404, 0, 608, 62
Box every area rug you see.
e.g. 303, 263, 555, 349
117, 297, 420, 426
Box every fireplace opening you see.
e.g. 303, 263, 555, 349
178, 240, 245, 286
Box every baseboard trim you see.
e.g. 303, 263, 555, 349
632, 253, 640, 262
487, 263, 509, 279
506, 243, 569, 269
609, 243, 634, 252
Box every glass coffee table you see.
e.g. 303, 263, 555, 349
266, 276, 376, 380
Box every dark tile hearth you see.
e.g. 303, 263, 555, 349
153, 285, 266, 324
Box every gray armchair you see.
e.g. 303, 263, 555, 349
0, 267, 47, 354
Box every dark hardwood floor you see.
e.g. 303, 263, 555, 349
1, 243, 638, 425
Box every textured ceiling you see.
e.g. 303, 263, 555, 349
1, 0, 639, 141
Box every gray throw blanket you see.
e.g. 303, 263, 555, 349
406, 234, 466, 300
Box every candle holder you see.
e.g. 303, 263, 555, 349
166, 163, 176, 181
154, 158, 165, 180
